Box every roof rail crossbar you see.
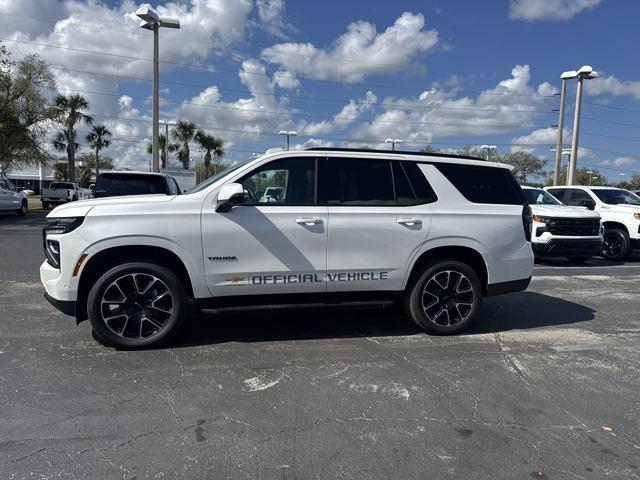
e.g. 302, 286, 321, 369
304, 147, 486, 162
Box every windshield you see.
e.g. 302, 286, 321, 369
50, 182, 74, 189
522, 188, 562, 205
94, 174, 169, 198
591, 189, 640, 206
184, 158, 255, 194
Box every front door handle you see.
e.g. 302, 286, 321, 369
296, 217, 323, 225
396, 217, 422, 226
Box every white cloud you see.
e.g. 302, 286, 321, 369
255, 0, 294, 39
349, 65, 557, 147
509, 0, 603, 21
260, 12, 438, 82
603, 156, 636, 167
511, 127, 562, 153
586, 75, 640, 100
302, 91, 378, 136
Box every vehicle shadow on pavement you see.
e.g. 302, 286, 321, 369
535, 252, 640, 267
0, 210, 48, 225
162, 291, 596, 348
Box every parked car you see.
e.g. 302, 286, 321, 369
93, 171, 181, 198
22, 189, 35, 196
41, 147, 534, 348
522, 186, 602, 262
0, 175, 28, 216
546, 186, 640, 260
41, 182, 80, 210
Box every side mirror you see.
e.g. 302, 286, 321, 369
579, 199, 596, 210
215, 183, 244, 212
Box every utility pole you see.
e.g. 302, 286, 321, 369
553, 72, 572, 186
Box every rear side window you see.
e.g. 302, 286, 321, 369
400, 161, 437, 204
320, 158, 395, 205
435, 164, 523, 205
50, 182, 74, 189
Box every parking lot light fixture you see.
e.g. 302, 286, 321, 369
480, 144, 496, 161
278, 130, 297, 150
385, 138, 402, 151
566, 66, 598, 186
136, 6, 181, 173
553, 71, 577, 186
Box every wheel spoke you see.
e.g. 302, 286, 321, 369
421, 270, 475, 328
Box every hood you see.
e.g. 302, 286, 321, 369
529, 204, 600, 219
47, 194, 175, 218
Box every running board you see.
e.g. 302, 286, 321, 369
200, 300, 395, 314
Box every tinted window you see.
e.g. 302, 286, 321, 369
239, 157, 316, 205
393, 161, 414, 205
50, 182, 74, 189
546, 188, 568, 203
564, 189, 594, 206
401, 161, 437, 204
320, 158, 394, 205
0, 179, 8, 190
94, 174, 171, 198
591, 189, 640, 206
436, 164, 523, 205
522, 188, 561, 205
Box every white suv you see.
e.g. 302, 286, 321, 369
0, 175, 28, 216
546, 186, 640, 260
522, 186, 602, 262
41, 148, 534, 348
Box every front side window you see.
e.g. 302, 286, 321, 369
546, 188, 568, 203
592, 189, 640, 206
523, 188, 562, 205
238, 157, 316, 205
564, 189, 594, 206
319, 158, 395, 206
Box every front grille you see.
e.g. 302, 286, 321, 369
547, 218, 600, 237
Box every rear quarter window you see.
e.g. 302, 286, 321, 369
435, 163, 524, 205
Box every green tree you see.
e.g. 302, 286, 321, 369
77, 153, 114, 170
498, 151, 547, 184
53, 162, 91, 186
52, 94, 93, 182
171, 120, 198, 170
194, 130, 225, 179
52, 128, 80, 162
191, 162, 227, 184
0, 46, 56, 174
146, 133, 178, 169
85, 124, 111, 178
546, 167, 606, 186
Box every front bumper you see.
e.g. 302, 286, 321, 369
532, 238, 602, 257
44, 292, 76, 316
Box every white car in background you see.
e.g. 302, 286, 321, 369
546, 186, 640, 261
522, 186, 602, 262
0, 175, 28, 216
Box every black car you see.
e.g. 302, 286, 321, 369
94, 172, 181, 198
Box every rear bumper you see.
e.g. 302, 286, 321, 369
532, 238, 602, 257
486, 277, 531, 297
44, 292, 76, 317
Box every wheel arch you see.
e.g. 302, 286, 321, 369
602, 221, 629, 234
404, 245, 489, 296
75, 245, 195, 322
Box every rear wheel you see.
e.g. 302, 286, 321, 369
602, 228, 631, 261
405, 260, 483, 335
41, 201, 49, 210
88, 262, 188, 348
16, 200, 27, 216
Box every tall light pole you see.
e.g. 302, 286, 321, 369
385, 138, 402, 151
549, 148, 571, 181
587, 170, 594, 185
160, 119, 176, 169
552, 71, 576, 186
278, 130, 297, 150
480, 144, 496, 161
566, 66, 598, 186
136, 6, 180, 173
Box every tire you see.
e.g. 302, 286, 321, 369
602, 228, 631, 261
16, 200, 28, 216
404, 260, 483, 335
567, 256, 591, 263
87, 262, 188, 348
42, 202, 49, 210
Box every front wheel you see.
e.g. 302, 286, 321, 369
602, 228, 631, 261
16, 200, 27, 216
87, 262, 188, 348
404, 260, 483, 335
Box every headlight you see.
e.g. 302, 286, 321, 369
532, 216, 549, 224
633, 212, 640, 220
44, 217, 84, 235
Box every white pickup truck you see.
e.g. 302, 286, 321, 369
41, 182, 92, 210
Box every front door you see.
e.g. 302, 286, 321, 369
322, 158, 435, 292
202, 157, 327, 297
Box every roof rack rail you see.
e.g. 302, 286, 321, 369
304, 147, 486, 162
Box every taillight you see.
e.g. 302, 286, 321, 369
522, 204, 532, 242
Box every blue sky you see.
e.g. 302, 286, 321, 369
1, 0, 639, 180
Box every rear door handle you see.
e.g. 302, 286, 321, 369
296, 217, 323, 225
396, 218, 422, 226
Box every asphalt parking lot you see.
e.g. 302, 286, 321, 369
1, 211, 639, 479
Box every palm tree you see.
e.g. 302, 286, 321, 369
52, 128, 80, 181
147, 134, 178, 169
86, 125, 111, 178
53, 94, 93, 182
171, 120, 198, 170
195, 131, 225, 178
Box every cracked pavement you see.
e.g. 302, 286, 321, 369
1, 211, 639, 479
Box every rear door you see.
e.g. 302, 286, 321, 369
322, 157, 435, 292
202, 157, 328, 296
